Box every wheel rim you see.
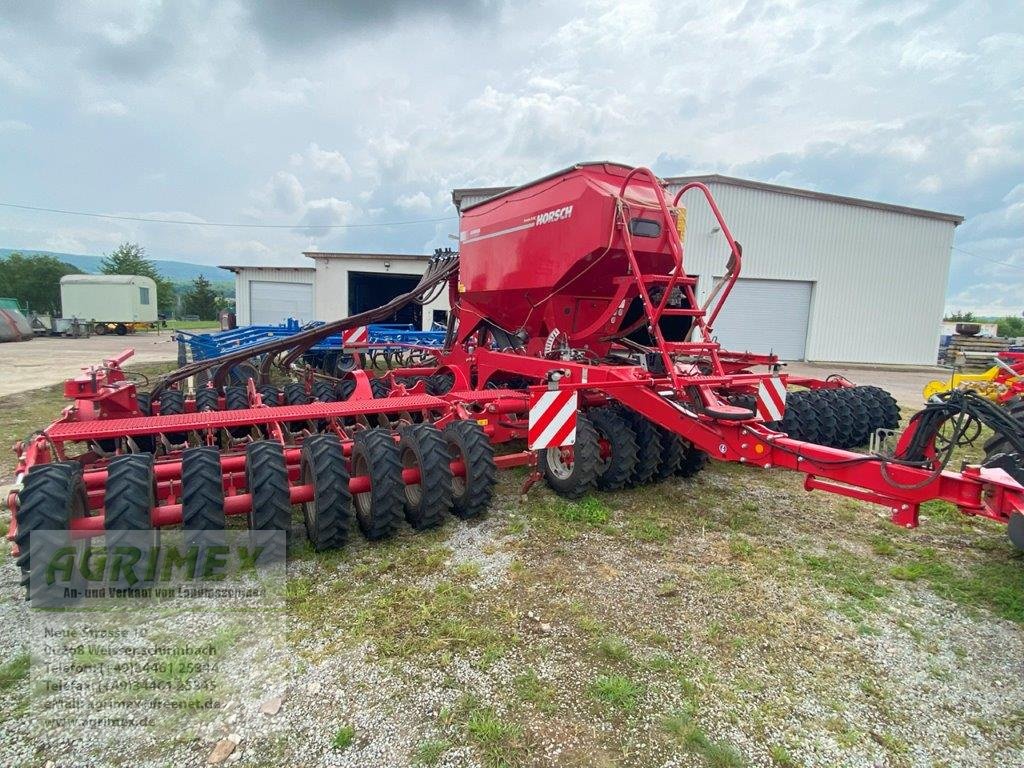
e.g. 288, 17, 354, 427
401, 446, 422, 506
301, 462, 317, 541
546, 446, 574, 480
352, 453, 372, 523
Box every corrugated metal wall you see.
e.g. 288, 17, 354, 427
232, 268, 315, 326
666, 181, 955, 365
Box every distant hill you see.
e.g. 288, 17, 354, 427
0, 248, 234, 284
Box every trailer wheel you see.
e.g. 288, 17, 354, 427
442, 420, 497, 518
222, 385, 253, 439
258, 385, 281, 406
539, 413, 599, 499
843, 389, 872, 447
653, 426, 685, 480
245, 441, 291, 536
335, 352, 361, 374
284, 382, 310, 405
427, 373, 455, 396
805, 391, 839, 447
133, 392, 156, 453
370, 378, 391, 399
104, 453, 155, 530
195, 388, 219, 412
588, 407, 638, 491
115, 323, 128, 336
614, 408, 662, 486
350, 428, 404, 540
676, 443, 708, 478
182, 447, 225, 531
299, 434, 351, 550
312, 379, 336, 403
983, 397, 1024, 456
336, 379, 357, 401
860, 385, 901, 430
398, 424, 453, 530
15, 462, 88, 586
157, 389, 188, 445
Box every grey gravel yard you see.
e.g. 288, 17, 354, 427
1, 458, 1022, 768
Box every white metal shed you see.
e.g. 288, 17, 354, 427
221, 266, 316, 326
453, 171, 962, 365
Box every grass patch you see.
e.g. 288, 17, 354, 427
344, 579, 508, 659
554, 496, 611, 526
513, 670, 556, 713
443, 695, 525, 767
590, 673, 643, 711
332, 725, 355, 750
628, 518, 669, 542
663, 710, 746, 767
595, 635, 631, 662
795, 548, 891, 617
769, 743, 799, 766
890, 548, 1024, 623
413, 738, 452, 765
0, 652, 30, 691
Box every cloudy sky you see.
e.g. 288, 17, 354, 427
0, 0, 1021, 314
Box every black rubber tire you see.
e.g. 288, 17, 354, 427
336, 379, 357, 401
983, 397, 1024, 456
224, 385, 251, 438
397, 424, 453, 530
653, 426, 686, 480
806, 391, 839, 447
588, 407, 638, 491
115, 323, 127, 336
195, 388, 219, 413
181, 447, 225, 530
258, 385, 282, 407
284, 383, 310, 406
443, 420, 497, 518
15, 462, 88, 585
299, 434, 351, 550
370, 378, 391, 399
426, 373, 455, 396
245, 441, 291, 536
335, 352, 360, 374
312, 379, 336, 403
350, 428, 404, 540
157, 389, 187, 444
615, 408, 662, 486
104, 453, 155, 530
676, 443, 709, 478
860, 385, 901, 430
841, 388, 872, 447
133, 392, 156, 453
538, 413, 600, 499
818, 389, 855, 449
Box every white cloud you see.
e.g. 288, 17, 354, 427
0, 119, 31, 132
395, 191, 432, 212
305, 143, 353, 180
86, 99, 129, 117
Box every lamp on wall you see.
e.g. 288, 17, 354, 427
384, 261, 391, 272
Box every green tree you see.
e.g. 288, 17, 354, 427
100, 242, 175, 313
997, 315, 1024, 338
0, 252, 82, 314
182, 275, 220, 320
944, 311, 976, 322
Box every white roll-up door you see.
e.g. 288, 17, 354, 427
249, 281, 314, 325
711, 279, 812, 360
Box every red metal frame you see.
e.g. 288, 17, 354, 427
7, 163, 1023, 556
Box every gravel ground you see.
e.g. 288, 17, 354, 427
2, 465, 1022, 767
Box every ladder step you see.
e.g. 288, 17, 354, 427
660, 308, 704, 316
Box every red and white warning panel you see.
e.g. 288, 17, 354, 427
528, 389, 579, 450
755, 376, 787, 422
343, 326, 369, 345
